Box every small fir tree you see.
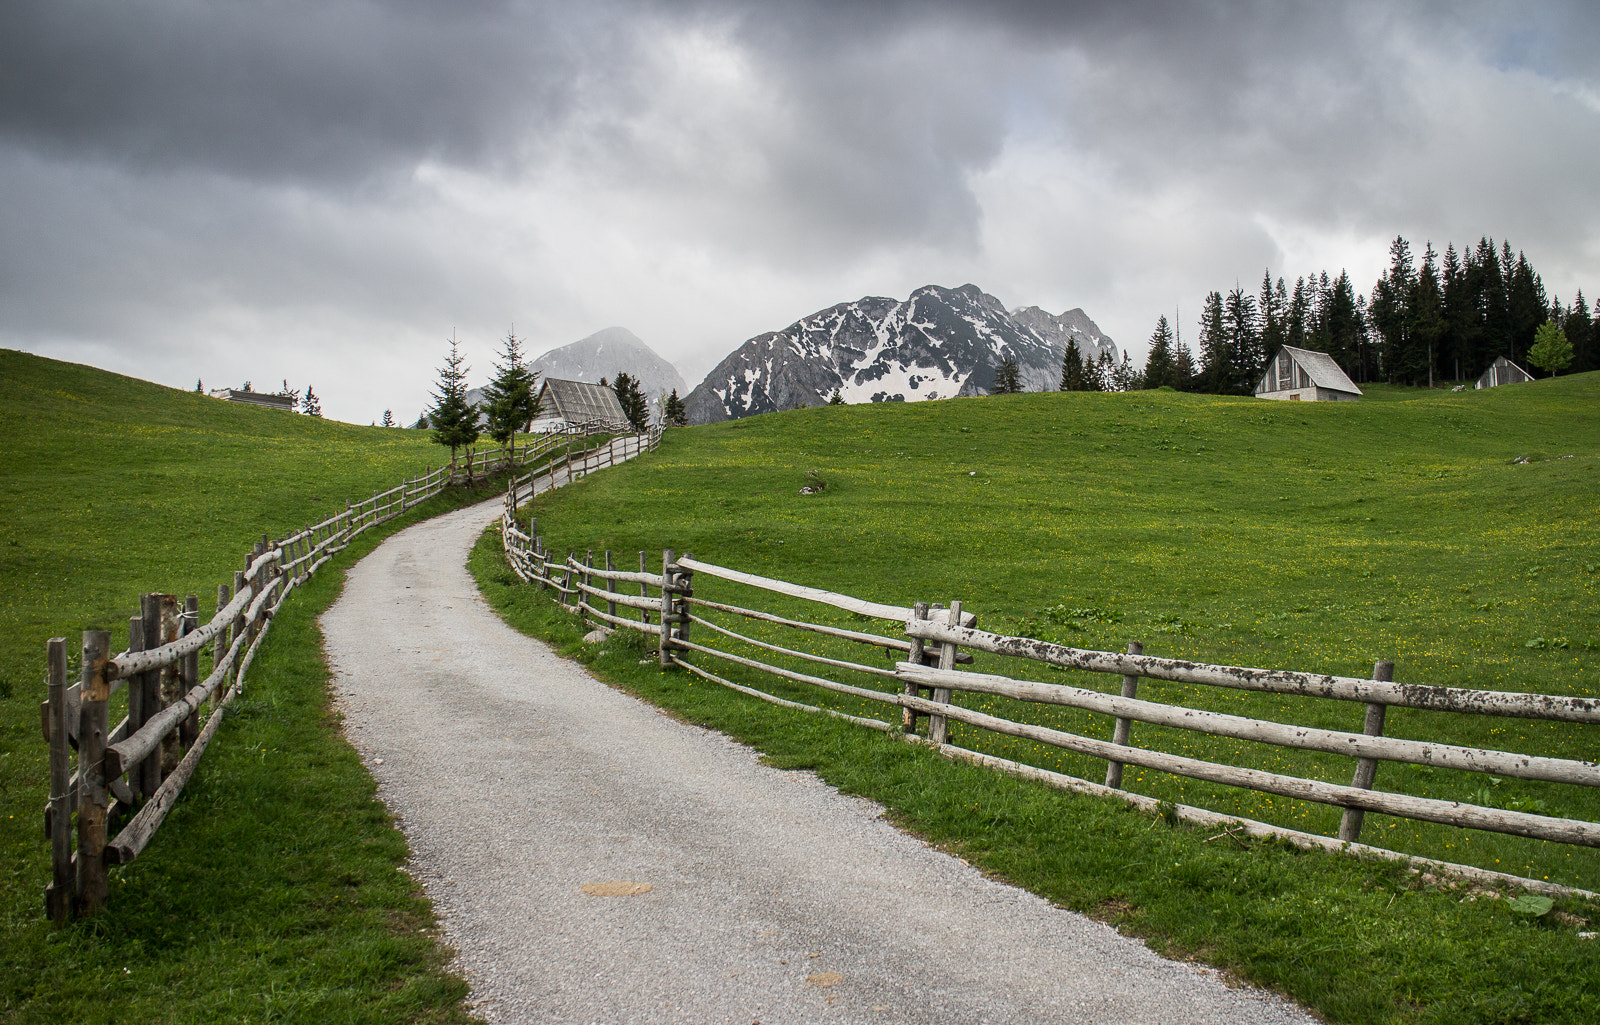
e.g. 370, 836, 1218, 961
279, 379, 301, 411
663, 389, 689, 425
195, 379, 203, 393
992, 354, 1022, 394
429, 335, 480, 478
1143, 315, 1177, 388
412, 411, 429, 429
482, 328, 541, 457
612, 371, 650, 432
1059, 339, 1086, 391
381, 409, 394, 428
302, 386, 322, 417
1526, 322, 1574, 376
1091, 350, 1114, 391
827, 388, 845, 406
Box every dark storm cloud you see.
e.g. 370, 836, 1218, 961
0, 0, 590, 183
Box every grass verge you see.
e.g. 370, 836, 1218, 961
1, 350, 490, 1023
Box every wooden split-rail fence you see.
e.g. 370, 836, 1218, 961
40, 420, 640, 920
499, 510, 1600, 896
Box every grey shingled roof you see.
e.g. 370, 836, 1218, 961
1273, 346, 1362, 395
537, 377, 629, 425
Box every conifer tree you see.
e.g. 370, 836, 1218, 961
195, 379, 203, 393
1173, 338, 1197, 390
992, 354, 1022, 394
612, 371, 650, 432
1142, 315, 1177, 389
482, 328, 541, 457
1287, 277, 1310, 349
1565, 291, 1592, 374
1059, 338, 1086, 391
1091, 350, 1114, 392
826, 388, 844, 406
429, 335, 479, 477
664, 388, 690, 424
302, 386, 322, 417
1196, 291, 1229, 394
1224, 286, 1260, 392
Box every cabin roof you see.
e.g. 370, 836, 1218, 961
1267, 346, 1363, 395
536, 377, 629, 426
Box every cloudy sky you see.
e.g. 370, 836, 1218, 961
3, 1, 1597, 423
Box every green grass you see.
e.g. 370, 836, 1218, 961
472, 373, 1600, 1023
1, 350, 480, 1023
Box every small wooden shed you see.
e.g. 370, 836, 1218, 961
533, 377, 630, 430
1254, 346, 1362, 402
1475, 356, 1533, 389
208, 387, 296, 411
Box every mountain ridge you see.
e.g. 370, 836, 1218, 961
684, 284, 1116, 424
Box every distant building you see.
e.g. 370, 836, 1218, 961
208, 387, 296, 411
1475, 356, 1533, 389
1254, 346, 1362, 402
532, 377, 630, 431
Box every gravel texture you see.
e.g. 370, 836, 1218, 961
322, 497, 1316, 1024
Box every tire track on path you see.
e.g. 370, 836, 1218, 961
322, 491, 1316, 1024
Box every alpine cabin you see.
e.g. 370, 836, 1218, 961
1254, 346, 1362, 402
1475, 356, 1533, 389
532, 377, 630, 432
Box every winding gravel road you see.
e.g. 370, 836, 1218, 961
322, 496, 1315, 1024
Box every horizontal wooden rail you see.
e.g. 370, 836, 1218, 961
896, 663, 1600, 786
676, 557, 972, 626
685, 596, 914, 652
906, 620, 1600, 724
688, 614, 900, 681
894, 690, 1600, 847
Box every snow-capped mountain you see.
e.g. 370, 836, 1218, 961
468, 326, 687, 419
683, 284, 1116, 424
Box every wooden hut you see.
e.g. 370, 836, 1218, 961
208, 387, 296, 411
533, 377, 630, 431
1475, 356, 1533, 389
1254, 346, 1362, 402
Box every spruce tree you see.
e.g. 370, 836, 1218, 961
482, 328, 541, 457
381, 409, 394, 428
429, 335, 479, 477
1506, 251, 1548, 367
826, 388, 845, 406
302, 386, 322, 417
1224, 287, 1260, 393
1287, 277, 1310, 349
1566, 291, 1592, 374
1091, 351, 1113, 392
1173, 338, 1197, 390
1059, 338, 1086, 391
992, 354, 1022, 394
664, 388, 690, 424
1142, 315, 1176, 389
1196, 291, 1229, 394
612, 371, 650, 432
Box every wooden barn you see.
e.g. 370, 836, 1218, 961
533, 377, 630, 431
1475, 356, 1533, 389
1254, 346, 1362, 402
207, 387, 296, 411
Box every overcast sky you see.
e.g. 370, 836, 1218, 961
3, 1, 1596, 423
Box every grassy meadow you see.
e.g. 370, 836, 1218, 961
0, 349, 480, 1023
475, 372, 1600, 1022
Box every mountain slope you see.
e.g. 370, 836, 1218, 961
683, 284, 1115, 424
468, 327, 687, 419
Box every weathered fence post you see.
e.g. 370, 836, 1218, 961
1104, 640, 1144, 789
231, 570, 247, 685
563, 551, 575, 607
179, 595, 200, 748
658, 549, 676, 667
674, 555, 693, 643
125, 614, 147, 800
215, 583, 232, 690
45, 637, 72, 921
158, 594, 182, 775
639, 551, 650, 626
138, 594, 162, 797
903, 602, 930, 733
75, 629, 111, 915
582, 549, 594, 624
927, 601, 963, 746
605, 551, 617, 621
1338, 659, 1394, 843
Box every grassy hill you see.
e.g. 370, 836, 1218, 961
506, 375, 1600, 884
477, 374, 1600, 1022
0, 349, 478, 1023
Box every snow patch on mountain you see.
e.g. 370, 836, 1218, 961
684, 284, 1115, 424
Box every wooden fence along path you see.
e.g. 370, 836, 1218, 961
41, 420, 646, 920
499, 514, 1600, 897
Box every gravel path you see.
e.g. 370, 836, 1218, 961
322, 496, 1316, 1024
